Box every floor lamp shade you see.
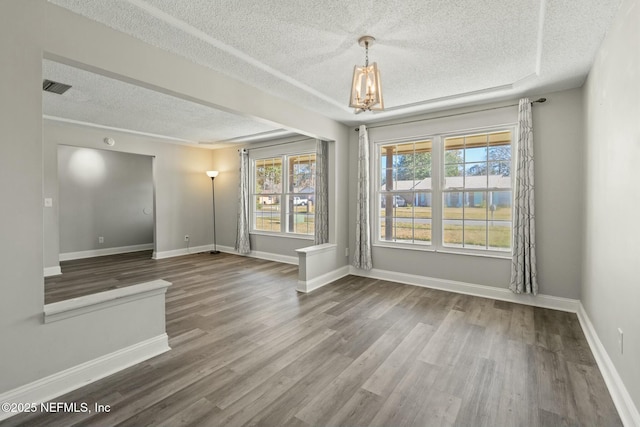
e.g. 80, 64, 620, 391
206, 171, 220, 254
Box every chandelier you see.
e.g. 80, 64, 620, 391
349, 35, 384, 112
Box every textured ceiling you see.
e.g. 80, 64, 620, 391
42, 60, 288, 147
46, 0, 622, 144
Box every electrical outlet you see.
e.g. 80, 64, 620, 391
345, 247, 349, 257
618, 328, 623, 354
98, 236, 104, 244
184, 235, 190, 242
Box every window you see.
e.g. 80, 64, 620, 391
375, 128, 513, 254
443, 130, 512, 251
252, 153, 316, 236
378, 140, 433, 245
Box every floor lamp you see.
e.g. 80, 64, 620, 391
206, 170, 220, 254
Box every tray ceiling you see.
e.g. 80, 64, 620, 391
45, 0, 622, 144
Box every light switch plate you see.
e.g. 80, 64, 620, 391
44, 198, 53, 208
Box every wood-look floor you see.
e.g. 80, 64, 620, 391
5, 251, 621, 426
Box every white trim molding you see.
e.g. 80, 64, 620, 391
43, 266, 62, 277
153, 244, 299, 265
44, 279, 171, 323
60, 243, 154, 262
348, 267, 580, 313
152, 244, 212, 260
297, 266, 350, 293
577, 304, 640, 427
0, 334, 170, 422
243, 249, 298, 265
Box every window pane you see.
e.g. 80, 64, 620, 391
413, 192, 432, 211
445, 136, 465, 151
444, 164, 464, 189
489, 221, 511, 251
464, 163, 488, 188
443, 219, 463, 247
413, 192, 431, 244
464, 133, 487, 147
488, 145, 511, 161
443, 192, 463, 213
465, 146, 487, 163
488, 131, 512, 146
488, 191, 512, 220
254, 195, 281, 232
286, 195, 314, 235
378, 140, 433, 244
255, 157, 282, 194
488, 190, 512, 250
379, 191, 431, 245
465, 192, 487, 220
488, 162, 511, 189
289, 154, 315, 193
464, 223, 487, 248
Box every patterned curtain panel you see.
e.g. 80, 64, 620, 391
353, 125, 373, 270
314, 139, 329, 244
235, 149, 251, 254
510, 98, 538, 294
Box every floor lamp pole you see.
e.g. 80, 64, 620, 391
207, 171, 220, 255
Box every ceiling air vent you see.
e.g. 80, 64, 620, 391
42, 79, 72, 95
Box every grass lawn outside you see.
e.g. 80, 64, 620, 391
380, 206, 511, 221
255, 204, 315, 234
380, 222, 511, 249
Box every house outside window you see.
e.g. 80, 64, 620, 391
374, 127, 514, 254
251, 151, 316, 237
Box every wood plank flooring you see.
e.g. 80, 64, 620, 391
4, 251, 622, 426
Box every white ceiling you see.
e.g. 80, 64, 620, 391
45, 0, 622, 146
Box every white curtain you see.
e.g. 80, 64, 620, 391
353, 125, 373, 270
510, 98, 538, 294
235, 149, 251, 254
314, 139, 329, 244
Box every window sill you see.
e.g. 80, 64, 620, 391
372, 242, 511, 259
435, 248, 511, 260
250, 231, 314, 241
373, 242, 436, 252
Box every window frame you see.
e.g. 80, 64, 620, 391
372, 124, 516, 257
375, 138, 435, 247
249, 143, 316, 239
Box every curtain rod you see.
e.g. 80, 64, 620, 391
355, 98, 546, 132
237, 137, 313, 151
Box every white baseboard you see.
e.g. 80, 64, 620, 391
218, 244, 299, 265
152, 244, 212, 260
60, 244, 154, 262
154, 244, 299, 265
576, 304, 640, 427
297, 266, 350, 293
0, 334, 170, 422
244, 249, 298, 265
348, 266, 580, 313
43, 266, 62, 277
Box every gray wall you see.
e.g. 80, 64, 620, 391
58, 145, 154, 254
211, 139, 321, 260
349, 88, 585, 299
44, 121, 215, 268
211, 134, 349, 267
1, 0, 350, 397
0, 1, 167, 394
582, 0, 639, 411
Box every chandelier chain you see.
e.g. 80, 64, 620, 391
365, 42, 369, 67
